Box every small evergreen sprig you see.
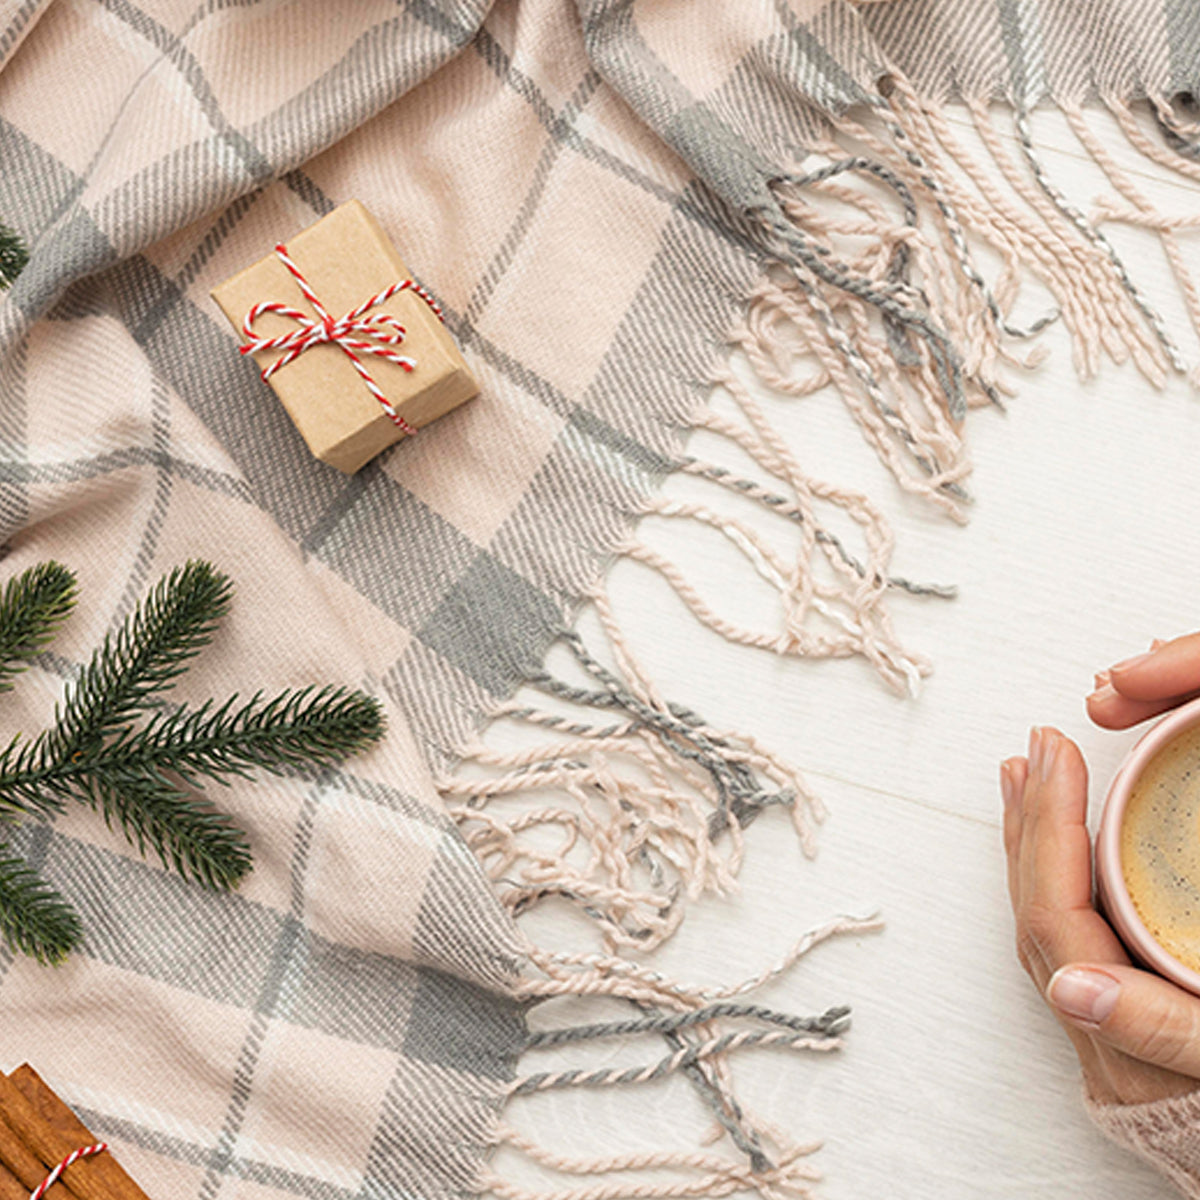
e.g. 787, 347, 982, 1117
0, 222, 28, 289
0, 847, 82, 965
0, 560, 385, 964
0, 563, 77, 693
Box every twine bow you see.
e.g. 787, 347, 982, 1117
240, 242, 445, 437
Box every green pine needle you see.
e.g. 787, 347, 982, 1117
0, 560, 387, 963
0, 222, 28, 290
0, 843, 82, 965
0, 562, 77, 693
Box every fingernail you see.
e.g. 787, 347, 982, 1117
1048, 966, 1120, 1026
1151, 638, 1168, 651
1093, 670, 1111, 690
1028, 727, 1043, 777
1112, 651, 1154, 673
1000, 762, 1015, 809
1088, 682, 1116, 705
1038, 731, 1059, 781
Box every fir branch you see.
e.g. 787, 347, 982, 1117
0, 688, 383, 884
120, 686, 387, 784
50, 560, 232, 759
0, 842, 81, 965
0, 562, 77, 693
0, 222, 28, 290
0, 559, 387, 962
81, 769, 252, 891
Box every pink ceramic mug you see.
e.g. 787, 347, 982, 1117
1096, 694, 1200, 996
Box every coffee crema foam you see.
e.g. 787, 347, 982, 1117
1121, 723, 1200, 975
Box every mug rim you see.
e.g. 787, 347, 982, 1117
1097, 693, 1200, 995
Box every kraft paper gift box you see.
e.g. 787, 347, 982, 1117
211, 200, 477, 474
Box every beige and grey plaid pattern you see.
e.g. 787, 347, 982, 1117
0, 1, 773, 1198
861, 0, 1200, 105
3, 1, 1198, 1199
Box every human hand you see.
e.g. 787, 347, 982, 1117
1003, 718, 1200, 1106
1087, 635, 1200, 729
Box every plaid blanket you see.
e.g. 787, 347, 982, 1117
3, 2, 1200, 1199
0, 2, 772, 1197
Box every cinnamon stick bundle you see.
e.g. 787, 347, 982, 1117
0, 1106, 76, 1200
0, 1066, 151, 1200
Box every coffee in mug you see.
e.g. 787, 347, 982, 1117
1096, 696, 1200, 995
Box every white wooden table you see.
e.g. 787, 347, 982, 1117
491, 104, 1200, 1199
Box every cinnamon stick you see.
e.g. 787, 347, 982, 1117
7, 1067, 152, 1200
0, 1159, 32, 1200
0, 1108, 77, 1200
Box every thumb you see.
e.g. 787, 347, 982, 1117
1049, 963, 1200, 1077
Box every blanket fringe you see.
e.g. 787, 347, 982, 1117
866, 79, 1199, 393
480, 1124, 826, 1200
481, 1125, 825, 1200
746, 83, 1200, 530
444, 583, 882, 1199
625, 364, 954, 697
456, 83, 1200, 1200
442, 584, 826, 951
481, 915, 880, 1200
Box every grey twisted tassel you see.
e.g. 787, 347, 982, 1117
524, 1000, 850, 1048
529, 631, 793, 838
509, 1027, 841, 1096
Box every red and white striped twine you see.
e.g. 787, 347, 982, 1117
240, 242, 446, 437
29, 1143, 108, 1200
